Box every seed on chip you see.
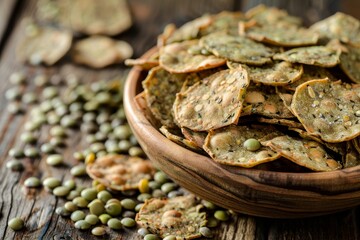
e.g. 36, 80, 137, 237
86, 154, 156, 191
228, 61, 303, 86
273, 46, 341, 67
16, 21, 72, 65
72, 36, 133, 68
291, 79, 360, 143
200, 32, 274, 66
203, 125, 281, 167
136, 195, 207, 239
262, 135, 342, 171
173, 68, 249, 131
159, 40, 225, 73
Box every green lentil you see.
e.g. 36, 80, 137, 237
107, 198, 121, 205
113, 125, 132, 140
81, 188, 97, 201
118, 140, 132, 152
22, 92, 37, 104
99, 213, 112, 224
24, 121, 41, 131
7, 102, 22, 114
152, 189, 166, 198
42, 86, 58, 99
40, 143, 55, 154
55, 206, 71, 217
73, 152, 85, 161
95, 132, 107, 141
63, 179, 76, 190
207, 217, 219, 228
99, 122, 112, 134
6, 160, 24, 171
161, 183, 177, 194
97, 190, 112, 203
199, 226, 213, 238
95, 183, 106, 192
34, 74, 48, 87
10, 72, 26, 85
89, 199, 105, 216
55, 105, 68, 117
50, 126, 66, 137
137, 193, 152, 202
85, 134, 97, 144
137, 227, 150, 236
128, 146, 144, 157
5, 87, 22, 100
105, 202, 122, 216
82, 122, 98, 134
91, 226, 106, 236
107, 218, 122, 230
90, 142, 105, 153
47, 112, 61, 125
8, 217, 24, 231
51, 97, 63, 108
121, 199, 136, 210
148, 181, 161, 190
53, 186, 70, 197
46, 154, 64, 166
64, 201, 78, 212
60, 115, 77, 128
120, 217, 136, 228
8, 148, 24, 158
84, 101, 99, 111
144, 234, 159, 240
66, 190, 81, 200
135, 203, 144, 212
74, 220, 90, 230
69, 102, 83, 112
105, 143, 120, 153
49, 137, 65, 147
73, 197, 89, 208
43, 177, 61, 189
71, 210, 86, 222
96, 112, 110, 124
167, 190, 182, 198
83, 112, 96, 122
163, 236, 176, 240
96, 151, 107, 158
84, 214, 99, 225
24, 147, 40, 158
243, 138, 261, 151
214, 210, 229, 221
70, 164, 87, 177
20, 132, 37, 144
202, 200, 217, 210
24, 177, 41, 188
154, 171, 169, 184
129, 135, 139, 145
40, 101, 53, 112
122, 211, 136, 218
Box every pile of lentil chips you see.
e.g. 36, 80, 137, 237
5, 70, 233, 239
129, 5, 360, 173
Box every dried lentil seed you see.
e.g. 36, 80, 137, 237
53, 186, 70, 197
206, 217, 219, 228
74, 220, 91, 230
46, 154, 64, 166
84, 214, 99, 225
49, 137, 66, 147
214, 210, 229, 221
99, 214, 112, 224
85, 152, 96, 165
8, 217, 25, 231
89, 199, 105, 216
135, 203, 143, 212
6, 160, 24, 171
73, 197, 89, 208
154, 171, 169, 184
60, 115, 77, 128
161, 182, 177, 193
42, 86, 58, 99
97, 190, 112, 203
40, 101, 53, 112
81, 188, 97, 201
199, 226, 213, 238
9, 72, 26, 85
118, 140, 132, 152
8, 148, 24, 158
64, 201, 78, 212
34, 74, 48, 87
70, 164, 87, 177
144, 234, 159, 240
24, 177, 41, 188
70, 210, 86, 222
148, 181, 161, 190
24, 147, 40, 158
137, 227, 150, 236
107, 218, 122, 230
243, 138, 261, 151
50, 125, 66, 137
56, 206, 71, 217
121, 217, 136, 228
22, 92, 37, 104
121, 198, 136, 210
152, 189, 166, 198
113, 125, 132, 139
42, 177, 61, 189
91, 226, 106, 236
73, 152, 85, 161
40, 143, 55, 154
202, 200, 217, 210
105, 202, 122, 216
5, 87, 22, 100
63, 179, 76, 190
20, 132, 37, 144
7, 102, 22, 114
137, 193, 152, 202
66, 190, 81, 200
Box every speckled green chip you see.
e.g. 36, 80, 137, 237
273, 46, 340, 67
291, 79, 360, 142
262, 135, 342, 171
159, 40, 225, 73
136, 195, 206, 239
203, 125, 281, 167
173, 68, 249, 131
200, 32, 274, 65
339, 44, 360, 83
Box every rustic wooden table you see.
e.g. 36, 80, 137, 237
0, 0, 359, 239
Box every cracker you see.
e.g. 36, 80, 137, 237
37, 0, 132, 36
203, 125, 281, 167
229, 61, 303, 86
16, 22, 71, 65
273, 46, 340, 67
339, 44, 360, 83
343, 141, 360, 168
200, 32, 274, 66
173, 68, 249, 131
291, 79, 360, 142
200, 11, 246, 36
256, 117, 303, 129
159, 40, 225, 73
245, 25, 318, 47
352, 137, 360, 156
262, 135, 342, 171
72, 36, 133, 68
86, 155, 156, 191
159, 126, 202, 151
284, 65, 336, 91
309, 12, 360, 47
142, 67, 189, 128
166, 15, 213, 44
125, 50, 160, 70
181, 127, 207, 149
136, 195, 206, 239
242, 84, 295, 118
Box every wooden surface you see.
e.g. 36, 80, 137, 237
0, 0, 359, 239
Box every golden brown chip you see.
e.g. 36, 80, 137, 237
16, 22, 72, 65
256, 117, 303, 129
72, 36, 133, 68
173, 68, 249, 131
125, 48, 160, 70
142, 67, 189, 128
86, 155, 156, 191
273, 46, 340, 67
203, 125, 281, 167
159, 40, 225, 73
228, 61, 303, 86
37, 0, 132, 36
343, 141, 360, 168
159, 126, 202, 151
136, 195, 207, 239
291, 79, 360, 143
262, 135, 342, 171
200, 32, 274, 66
181, 127, 207, 149
339, 44, 360, 83
242, 84, 295, 118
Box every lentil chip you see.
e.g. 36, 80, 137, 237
159, 126, 202, 151
174, 68, 249, 131
203, 125, 281, 167
339, 44, 360, 83
136, 195, 207, 239
291, 79, 360, 143
181, 127, 207, 149
86, 155, 156, 191
200, 32, 274, 66
262, 135, 342, 171
159, 40, 225, 73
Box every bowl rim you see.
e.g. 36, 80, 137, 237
124, 47, 360, 189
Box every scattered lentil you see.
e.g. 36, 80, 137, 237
91, 226, 106, 236
24, 177, 42, 188
107, 218, 122, 230
74, 220, 91, 230
8, 217, 25, 231
120, 217, 136, 228
70, 210, 86, 222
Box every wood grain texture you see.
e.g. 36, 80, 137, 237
0, 0, 19, 54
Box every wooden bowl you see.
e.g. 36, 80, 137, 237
123, 48, 360, 219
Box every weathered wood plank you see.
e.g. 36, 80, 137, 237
0, 0, 19, 54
